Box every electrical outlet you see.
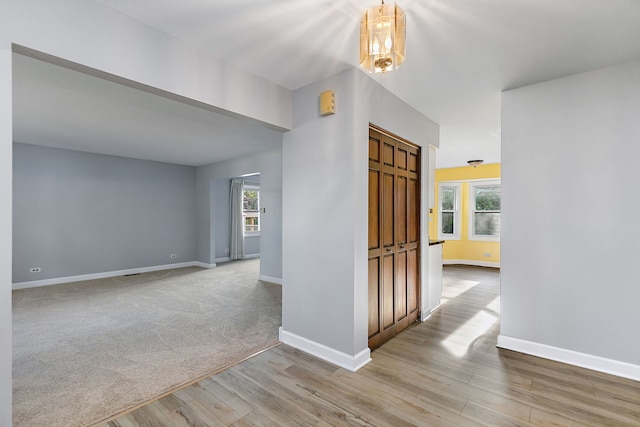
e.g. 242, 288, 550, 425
30, 267, 41, 273
170, 254, 177, 259
483, 253, 491, 257
225, 248, 230, 253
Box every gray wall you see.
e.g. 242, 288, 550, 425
213, 178, 232, 259
196, 148, 282, 279
244, 237, 260, 257
501, 59, 640, 371
13, 143, 197, 283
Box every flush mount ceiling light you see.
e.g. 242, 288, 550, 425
467, 159, 484, 167
360, 0, 406, 74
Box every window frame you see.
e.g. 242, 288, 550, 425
469, 179, 501, 242
438, 182, 461, 240
242, 184, 260, 237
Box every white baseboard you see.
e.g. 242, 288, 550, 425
279, 327, 371, 372
13, 261, 210, 290
443, 259, 500, 268
497, 335, 640, 382
193, 262, 216, 269
214, 254, 260, 263
421, 303, 442, 322
259, 275, 282, 285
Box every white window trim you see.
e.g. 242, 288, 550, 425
469, 179, 501, 242
242, 184, 260, 237
438, 182, 461, 240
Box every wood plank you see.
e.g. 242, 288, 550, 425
283, 364, 416, 427
212, 369, 321, 426
236, 357, 371, 426
461, 401, 533, 426
529, 407, 594, 426
228, 409, 282, 427
330, 367, 485, 427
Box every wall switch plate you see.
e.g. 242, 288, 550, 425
30, 267, 41, 273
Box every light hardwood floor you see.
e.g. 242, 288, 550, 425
100, 265, 640, 426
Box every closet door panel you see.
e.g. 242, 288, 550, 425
382, 254, 395, 330
396, 251, 408, 322
368, 170, 380, 251
396, 176, 407, 245
408, 248, 419, 317
368, 258, 381, 338
382, 173, 395, 249
409, 177, 419, 244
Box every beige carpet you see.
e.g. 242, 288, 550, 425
12, 259, 281, 427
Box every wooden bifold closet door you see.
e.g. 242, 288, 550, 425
368, 126, 420, 350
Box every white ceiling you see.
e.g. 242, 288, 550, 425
13, 0, 640, 168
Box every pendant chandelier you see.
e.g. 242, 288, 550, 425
360, 0, 406, 74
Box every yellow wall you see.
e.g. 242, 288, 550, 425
429, 163, 501, 266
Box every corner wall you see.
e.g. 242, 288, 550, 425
501, 59, 640, 379
282, 70, 359, 363
282, 68, 439, 370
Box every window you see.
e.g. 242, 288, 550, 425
439, 183, 461, 239
242, 186, 260, 235
470, 180, 500, 240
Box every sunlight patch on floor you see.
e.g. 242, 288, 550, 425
442, 310, 498, 358
440, 279, 480, 306
486, 295, 500, 314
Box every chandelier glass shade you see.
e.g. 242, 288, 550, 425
360, 1, 406, 74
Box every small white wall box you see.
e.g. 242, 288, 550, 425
320, 90, 335, 116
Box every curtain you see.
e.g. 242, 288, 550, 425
230, 178, 244, 260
